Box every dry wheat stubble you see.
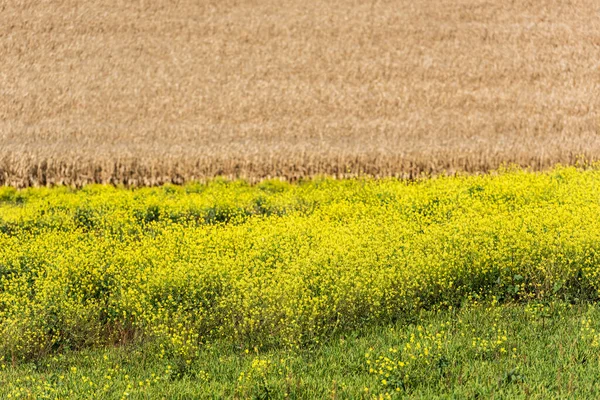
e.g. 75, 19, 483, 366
1, 0, 599, 186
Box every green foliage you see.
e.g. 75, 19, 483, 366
2, 303, 600, 399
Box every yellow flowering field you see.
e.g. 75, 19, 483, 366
1, 166, 600, 362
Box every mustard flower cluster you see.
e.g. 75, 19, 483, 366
1, 362, 170, 399
1, 167, 600, 361
366, 310, 519, 398
366, 323, 450, 395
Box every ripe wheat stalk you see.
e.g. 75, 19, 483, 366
1, 0, 599, 186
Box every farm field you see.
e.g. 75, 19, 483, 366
2, 0, 600, 186
3, 167, 600, 397
3, 0, 600, 397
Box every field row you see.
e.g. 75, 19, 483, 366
2, 167, 600, 363
3, 0, 600, 186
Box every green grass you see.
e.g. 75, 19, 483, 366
3, 300, 600, 399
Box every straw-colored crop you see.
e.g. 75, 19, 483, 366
2, 166, 600, 363
2, 0, 599, 186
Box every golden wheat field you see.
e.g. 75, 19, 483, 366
2, 0, 600, 186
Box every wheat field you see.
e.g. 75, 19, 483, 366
2, 0, 599, 186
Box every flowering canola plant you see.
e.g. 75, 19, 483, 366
1, 166, 600, 361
